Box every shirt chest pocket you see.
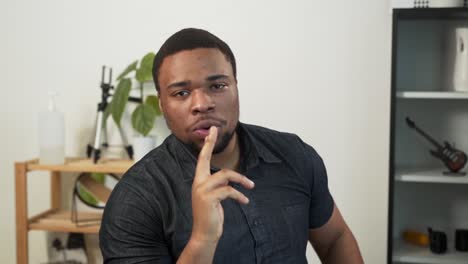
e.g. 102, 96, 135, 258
281, 202, 310, 254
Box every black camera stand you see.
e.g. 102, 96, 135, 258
87, 66, 135, 163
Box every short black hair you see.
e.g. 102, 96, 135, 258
152, 28, 237, 92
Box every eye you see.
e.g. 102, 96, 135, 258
211, 83, 227, 91
173, 90, 190, 97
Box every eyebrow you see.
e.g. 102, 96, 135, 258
166, 80, 190, 90
166, 74, 229, 90
206, 74, 229, 82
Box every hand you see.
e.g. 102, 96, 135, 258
190, 126, 255, 243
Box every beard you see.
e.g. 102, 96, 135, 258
187, 124, 236, 155
163, 113, 238, 157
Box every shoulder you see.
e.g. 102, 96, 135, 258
241, 122, 320, 157
241, 122, 325, 175
120, 135, 176, 183
241, 123, 302, 147
108, 135, 180, 206
102, 138, 176, 228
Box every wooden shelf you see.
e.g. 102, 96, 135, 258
395, 168, 468, 184
396, 91, 468, 99
15, 157, 134, 263
393, 240, 468, 264
26, 157, 134, 174
28, 209, 101, 234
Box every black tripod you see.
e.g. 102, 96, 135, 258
87, 66, 139, 163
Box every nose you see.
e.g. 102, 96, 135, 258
190, 89, 215, 114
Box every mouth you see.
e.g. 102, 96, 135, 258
192, 120, 222, 139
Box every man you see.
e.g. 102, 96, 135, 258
100, 28, 363, 263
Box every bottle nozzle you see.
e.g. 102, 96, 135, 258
48, 91, 58, 112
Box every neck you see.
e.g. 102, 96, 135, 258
211, 132, 240, 171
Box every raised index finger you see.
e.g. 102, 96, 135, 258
195, 126, 218, 179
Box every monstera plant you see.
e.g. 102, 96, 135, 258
105, 52, 161, 136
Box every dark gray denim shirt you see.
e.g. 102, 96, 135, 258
100, 122, 334, 263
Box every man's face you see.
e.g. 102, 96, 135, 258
157, 48, 239, 153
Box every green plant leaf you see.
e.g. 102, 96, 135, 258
111, 78, 132, 127
135, 67, 153, 83
90, 173, 105, 184
116, 60, 138, 81
131, 103, 156, 136
78, 185, 98, 206
140, 52, 155, 69
135, 52, 155, 83
145, 95, 161, 116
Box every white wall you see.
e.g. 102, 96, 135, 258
1, 0, 392, 263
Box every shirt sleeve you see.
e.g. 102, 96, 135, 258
299, 139, 335, 229
99, 180, 173, 264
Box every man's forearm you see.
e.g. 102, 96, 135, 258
322, 229, 363, 264
176, 238, 218, 264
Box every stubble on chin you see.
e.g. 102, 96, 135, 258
186, 127, 235, 155
212, 128, 235, 154
163, 110, 238, 155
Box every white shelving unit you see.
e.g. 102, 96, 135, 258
397, 91, 468, 99
390, 8, 468, 264
394, 240, 468, 264
395, 168, 468, 184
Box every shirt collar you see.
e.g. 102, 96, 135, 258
237, 122, 281, 170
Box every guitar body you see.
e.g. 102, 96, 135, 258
429, 142, 467, 172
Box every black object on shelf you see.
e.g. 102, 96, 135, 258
455, 229, 468, 251
66, 233, 86, 250
428, 228, 447, 254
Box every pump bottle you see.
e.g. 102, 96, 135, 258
38, 91, 65, 164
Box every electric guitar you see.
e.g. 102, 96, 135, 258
405, 117, 467, 173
